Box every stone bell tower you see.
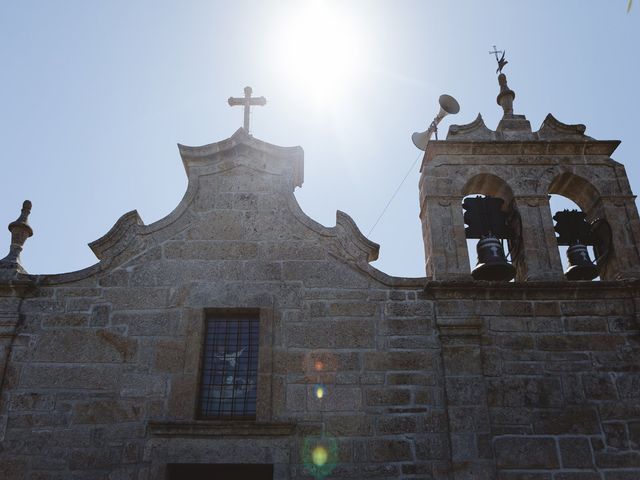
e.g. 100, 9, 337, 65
419, 64, 640, 282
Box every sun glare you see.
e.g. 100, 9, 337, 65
276, 1, 366, 104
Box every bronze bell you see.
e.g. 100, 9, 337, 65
565, 243, 599, 281
472, 235, 516, 281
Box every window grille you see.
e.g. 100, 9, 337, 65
198, 313, 259, 419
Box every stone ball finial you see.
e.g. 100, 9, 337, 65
496, 73, 515, 116
0, 199, 34, 273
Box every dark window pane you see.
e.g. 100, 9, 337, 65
199, 314, 259, 418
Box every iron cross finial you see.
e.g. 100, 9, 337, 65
489, 45, 508, 74
228, 86, 267, 133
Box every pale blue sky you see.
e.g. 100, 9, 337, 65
0, 1, 637, 277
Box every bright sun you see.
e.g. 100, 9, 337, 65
276, 1, 366, 105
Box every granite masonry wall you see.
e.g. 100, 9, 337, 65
0, 129, 639, 480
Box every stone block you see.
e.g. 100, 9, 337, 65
367, 439, 412, 462
273, 350, 305, 374
384, 301, 433, 318
167, 375, 197, 419
72, 399, 143, 424
113, 310, 184, 336
526, 317, 563, 332
20, 365, 119, 390
365, 388, 411, 406
257, 241, 327, 261
629, 420, 640, 449
388, 335, 434, 349
564, 316, 608, 332
0, 459, 27, 480
41, 313, 90, 328
497, 473, 550, 480
376, 415, 417, 434
608, 316, 639, 332
561, 300, 633, 316
401, 463, 431, 475
500, 302, 533, 316
364, 351, 436, 371
282, 260, 369, 288
31, 329, 136, 363
422, 410, 448, 432
68, 448, 114, 470
559, 436, 594, 468
307, 385, 362, 412
163, 240, 258, 260
533, 407, 600, 434
436, 300, 475, 316
329, 301, 378, 317
604, 473, 640, 480
536, 334, 625, 351
550, 475, 600, 480
533, 301, 560, 316
285, 384, 306, 412
287, 319, 374, 348
604, 422, 629, 449
617, 373, 640, 399
497, 334, 535, 349
583, 373, 618, 400
415, 433, 449, 460
9, 392, 55, 411
487, 377, 562, 407
490, 318, 527, 332
120, 373, 166, 397
90, 304, 111, 327
382, 318, 432, 335
595, 451, 640, 468
387, 372, 435, 386
494, 436, 559, 469
446, 377, 486, 405
242, 261, 282, 281
415, 387, 443, 406
8, 412, 67, 429
447, 405, 490, 432
442, 346, 482, 375
103, 287, 170, 309
154, 338, 185, 373
325, 414, 372, 436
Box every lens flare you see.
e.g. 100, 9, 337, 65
312, 446, 328, 466
274, 0, 367, 105
314, 384, 326, 399
302, 436, 338, 479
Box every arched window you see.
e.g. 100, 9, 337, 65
549, 173, 610, 281
462, 174, 518, 281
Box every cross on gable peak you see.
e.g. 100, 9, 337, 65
228, 85, 267, 134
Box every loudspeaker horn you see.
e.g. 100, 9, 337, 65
412, 94, 460, 150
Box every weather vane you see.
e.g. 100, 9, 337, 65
489, 45, 508, 74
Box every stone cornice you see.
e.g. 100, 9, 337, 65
148, 421, 296, 437
423, 140, 621, 169
421, 279, 640, 300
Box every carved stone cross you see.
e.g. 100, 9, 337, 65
228, 86, 267, 133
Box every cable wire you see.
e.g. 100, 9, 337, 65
367, 151, 423, 236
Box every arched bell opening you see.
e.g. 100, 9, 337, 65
549, 188, 611, 282
461, 174, 519, 282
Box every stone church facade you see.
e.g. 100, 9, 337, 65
1, 75, 640, 480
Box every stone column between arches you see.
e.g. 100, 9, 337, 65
589, 195, 640, 280
512, 195, 565, 282
420, 195, 472, 281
